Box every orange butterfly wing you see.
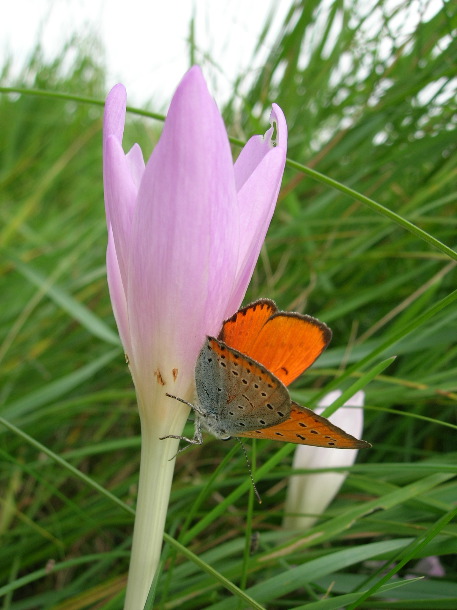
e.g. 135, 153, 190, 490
236, 402, 371, 449
220, 300, 331, 386
220, 299, 277, 355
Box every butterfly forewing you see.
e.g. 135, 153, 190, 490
201, 338, 291, 435
220, 301, 331, 386
237, 402, 371, 449
219, 299, 277, 356
247, 313, 331, 385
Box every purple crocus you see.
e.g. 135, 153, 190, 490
103, 66, 287, 608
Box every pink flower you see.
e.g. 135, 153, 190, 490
104, 66, 287, 418
103, 66, 287, 609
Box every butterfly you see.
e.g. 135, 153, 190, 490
163, 299, 370, 450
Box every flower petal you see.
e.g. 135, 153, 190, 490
127, 66, 240, 389
234, 104, 288, 190
319, 389, 365, 409
126, 143, 145, 189
230, 105, 287, 310
104, 83, 127, 142
104, 135, 137, 291
106, 229, 131, 354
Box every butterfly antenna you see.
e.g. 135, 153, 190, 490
235, 438, 262, 504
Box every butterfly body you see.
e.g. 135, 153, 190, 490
163, 299, 370, 451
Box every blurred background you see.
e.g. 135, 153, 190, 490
1, 0, 290, 106
1, 1, 456, 608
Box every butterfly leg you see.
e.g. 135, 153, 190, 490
165, 392, 207, 417
159, 416, 204, 455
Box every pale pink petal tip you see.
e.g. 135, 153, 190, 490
269, 103, 288, 149
170, 65, 210, 111
126, 144, 145, 189
413, 556, 446, 578
104, 84, 127, 141
184, 64, 204, 82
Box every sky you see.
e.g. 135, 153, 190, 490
1, 0, 445, 110
1, 0, 291, 108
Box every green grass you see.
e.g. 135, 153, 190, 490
1, 2, 457, 608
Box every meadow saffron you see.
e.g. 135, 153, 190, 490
103, 66, 287, 608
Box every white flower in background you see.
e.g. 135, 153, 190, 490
283, 390, 365, 530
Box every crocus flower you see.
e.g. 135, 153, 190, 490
408, 556, 445, 578
283, 390, 365, 530
103, 66, 287, 609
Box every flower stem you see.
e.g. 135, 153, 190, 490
123, 404, 187, 610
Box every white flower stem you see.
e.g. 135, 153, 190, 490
123, 401, 187, 610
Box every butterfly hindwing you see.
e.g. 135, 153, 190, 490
194, 338, 229, 417
236, 401, 371, 449
196, 338, 291, 435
